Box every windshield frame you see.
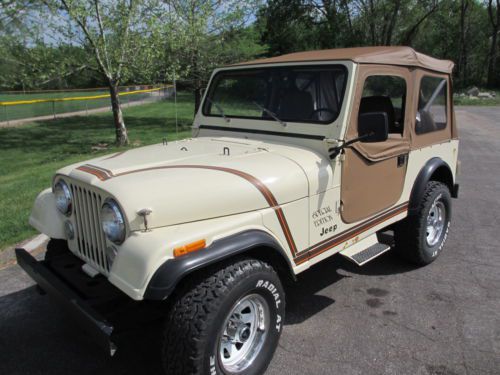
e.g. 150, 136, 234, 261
201, 64, 349, 125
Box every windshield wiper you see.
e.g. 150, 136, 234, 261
253, 101, 287, 127
206, 97, 230, 123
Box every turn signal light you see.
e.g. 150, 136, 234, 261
173, 239, 206, 257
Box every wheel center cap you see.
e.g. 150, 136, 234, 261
239, 326, 251, 342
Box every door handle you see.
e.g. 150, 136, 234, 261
397, 154, 407, 167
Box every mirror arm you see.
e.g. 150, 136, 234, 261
328, 132, 374, 160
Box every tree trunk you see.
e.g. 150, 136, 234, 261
109, 82, 129, 146
194, 87, 202, 114
487, 0, 499, 88
487, 29, 498, 87
368, 0, 376, 45
458, 0, 469, 87
342, 0, 353, 38
385, 0, 401, 45
192, 50, 202, 115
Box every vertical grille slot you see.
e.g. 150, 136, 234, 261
69, 182, 109, 275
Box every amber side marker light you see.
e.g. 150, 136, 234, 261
173, 239, 206, 257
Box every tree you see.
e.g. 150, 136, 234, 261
257, 0, 356, 54
487, 0, 499, 87
257, 0, 440, 51
42, 0, 162, 146
257, 0, 498, 88
162, 0, 265, 113
0, 0, 37, 33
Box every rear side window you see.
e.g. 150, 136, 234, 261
359, 75, 407, 135
416, 76, 448, 134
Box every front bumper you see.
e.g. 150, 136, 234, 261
15, 248, 117, 356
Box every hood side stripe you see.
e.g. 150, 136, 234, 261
77, 163, 299, 256
76, 165, 111, 181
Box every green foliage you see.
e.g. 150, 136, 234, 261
3, 0, 496, 91
0, 38, 95, 90
161, 1, 265, 82
256, 0, 320, 55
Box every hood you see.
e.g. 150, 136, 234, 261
58, 137, 319, 230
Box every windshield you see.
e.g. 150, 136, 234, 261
203, 65, 348, 124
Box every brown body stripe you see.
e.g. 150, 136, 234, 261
103, 151, 127, 160
294, 202, 408, 265
76, 165, 111, 181
75, 163, 408, 263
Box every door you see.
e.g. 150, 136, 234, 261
341, 65, 411, 223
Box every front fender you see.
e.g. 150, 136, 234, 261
144, 230, 294, 300
29, 188, 65, 239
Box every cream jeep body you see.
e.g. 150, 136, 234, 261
18, 47, 459, 373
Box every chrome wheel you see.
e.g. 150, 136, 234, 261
219, 294, 270, 373
426, 198, 446, 247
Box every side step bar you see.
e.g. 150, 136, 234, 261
339, 237, 391, 266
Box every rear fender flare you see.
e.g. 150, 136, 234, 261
409, 157, 454, 215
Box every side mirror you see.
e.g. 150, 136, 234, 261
358, 112, 389, 143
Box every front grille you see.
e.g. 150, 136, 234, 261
69, 182, 110, 275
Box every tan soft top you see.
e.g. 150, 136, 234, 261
235, 46, 454, 74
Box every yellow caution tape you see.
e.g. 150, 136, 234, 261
0, 86, 173, 106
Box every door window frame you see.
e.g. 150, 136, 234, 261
346, 64, 412, 162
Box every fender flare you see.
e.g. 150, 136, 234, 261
409, 157, 455, 215
144, 230, 295, 300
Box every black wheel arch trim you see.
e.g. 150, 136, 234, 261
144, 230, 296, 300
409, 157, 456, 215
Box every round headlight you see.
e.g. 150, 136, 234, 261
54, 180, 72, 215
101, 199, 126, 244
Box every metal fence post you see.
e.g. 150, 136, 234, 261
4, 105, 9, 126
52, 101, 56, 119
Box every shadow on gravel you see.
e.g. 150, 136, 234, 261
284, 242, 419, 325
0, 285, 163, 375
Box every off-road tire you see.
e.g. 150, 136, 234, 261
162, 258, 285, 375
395, 181, 451, 266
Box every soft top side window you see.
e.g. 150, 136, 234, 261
416, 76, 448, 135
359, 75, 406, 136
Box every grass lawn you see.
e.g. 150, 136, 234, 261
0, 93, 194, 251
